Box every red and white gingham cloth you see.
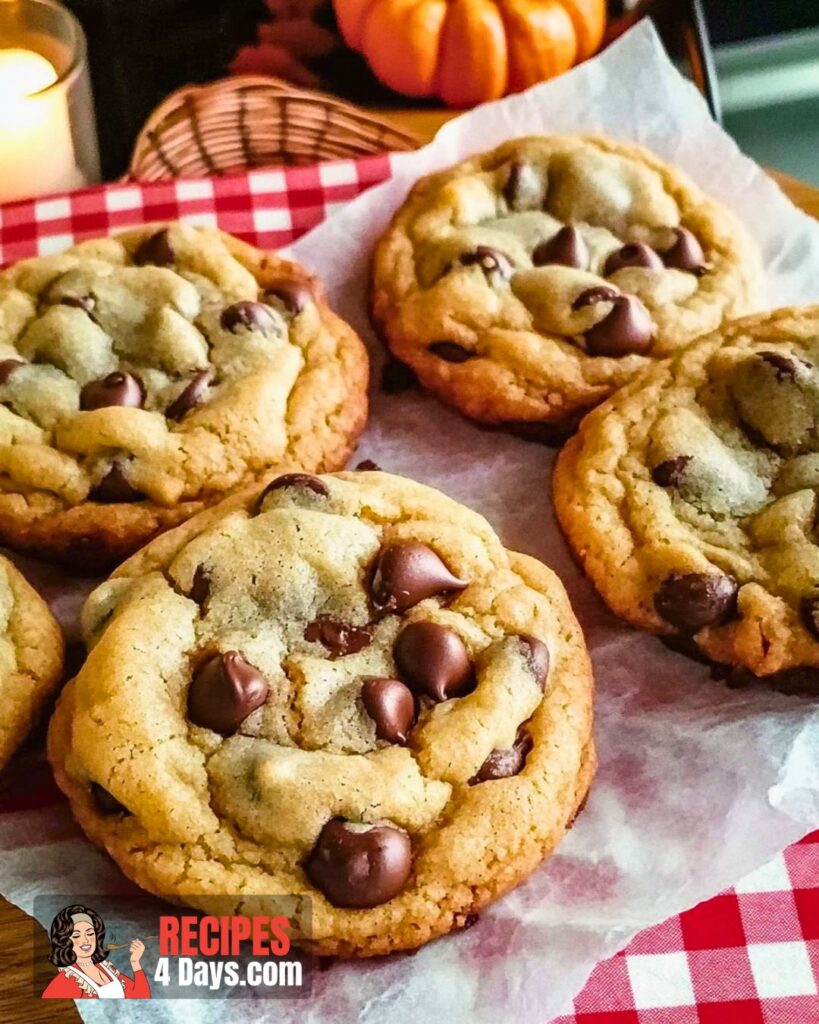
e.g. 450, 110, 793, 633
1, 158, 818, 1020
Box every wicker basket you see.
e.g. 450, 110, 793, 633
126, 75, 420, 181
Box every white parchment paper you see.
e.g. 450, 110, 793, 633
2, 21, 819, 1022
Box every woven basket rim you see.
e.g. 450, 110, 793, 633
127, 74, 420, 181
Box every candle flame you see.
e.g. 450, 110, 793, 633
0, 48, 58, 132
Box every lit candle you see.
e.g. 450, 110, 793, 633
0, 47, 87, 203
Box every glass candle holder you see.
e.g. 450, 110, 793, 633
0, 0, 99, 203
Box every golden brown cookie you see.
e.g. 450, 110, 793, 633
554, 305, 819, 690
48, 470, 594, 956
0, 223, 369, 569
0, 555, 63, 772
373, 135, 763, 437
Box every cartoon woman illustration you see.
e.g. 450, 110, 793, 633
41, 903, 150, 999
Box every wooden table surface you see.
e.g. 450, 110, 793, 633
0, 121, 816, 1024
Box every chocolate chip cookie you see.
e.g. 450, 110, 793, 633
0, 223, 369, 569
554, 305, 819, 689
372, 135, 763, 437
47, 470, 594, 956
0, 555, 64, 772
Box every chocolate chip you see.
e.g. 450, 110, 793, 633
502, 160, 543, 212
166, 370, 214, 421
532, 226, 589, 269
572, 285, 620, 310
361, 677, 416, 744
381, 358, 418, 394
758, 351, 806, 380
801, 597, 819, 640
429, 342, 474, 363
393, 621, 472, 702
355, 459, 381, 471
654, 572, 739, 631
133, 229, 175, 266
188, 566, 212, 608
460, 246, 512, 279
80, 371, 145, 411
584, 295, 654, 357
652, 456, 693, 487
663, 227, 706, 275
259, 473, 329, 508
371, 542, 467, 613
304, 819, 412, 908
91, 782, 128, 816
0, 359, 24, 384
304, 617, 373, 657
220, 301, 279, 336
263, 279, 313, 316
90, 463, 144, 503
518, 634, 550, 689
187, 651, 269, 735
604, 242, 663, 275
469, 731, 532, 785
60, 294, 97, 317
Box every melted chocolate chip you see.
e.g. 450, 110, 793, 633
220, 301, 279, 336
604, 242, 664, 275
381, 358, 418, 394
652, 456, 693, 488
263, 279, 313, 315
654, 573, 739, 631
305, 617, 373, 657
584, 295, 654, 357
518, 634, 550, 689
758, 351, 807, 380
304, 819, 412, 908
91, 782, 128, 816
187, 651, 269, 735
469, 731, 532, 785
259, 473, 329, 508
80, 371, 145, 411
532, 226, 589, 269
460, 246, 512, 279
0, 359, 24, 384
502, 160, 543, 211
393, 621, 473, 702
572, 285, 619, 310
371, 542, 467, 613
133, 229, 175, 266
188, 566, 212, 608
355, 459, 381, 471
361, 677, 416, 744
166, 370, 214, 421
662, 227, 706, 275
429, 342, 474, 363
90, 464, 144, 503
801, 597, 819, 640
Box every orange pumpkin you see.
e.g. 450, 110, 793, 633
333, 0, 606, 107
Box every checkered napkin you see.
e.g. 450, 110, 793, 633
1, 162, 817, 1018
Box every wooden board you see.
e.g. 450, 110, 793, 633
0, 168, 816, 1024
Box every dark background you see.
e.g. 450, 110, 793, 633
64, 0, 819, 180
